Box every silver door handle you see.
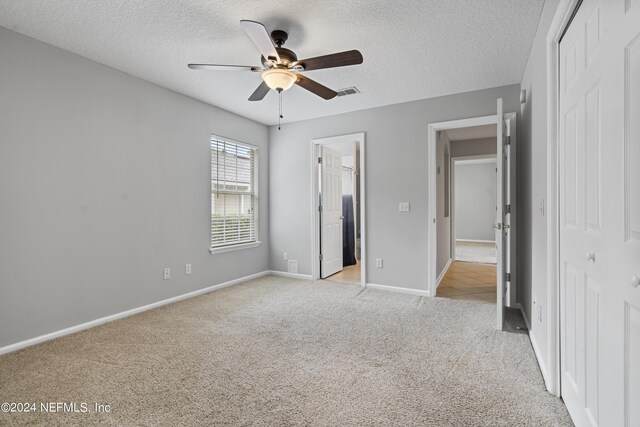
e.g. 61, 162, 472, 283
632, 275, 640, 289
586, 252, 596, 263
493, 223, 510, 230
340, 216, 344, 220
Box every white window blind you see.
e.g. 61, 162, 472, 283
211, 136, 258, 249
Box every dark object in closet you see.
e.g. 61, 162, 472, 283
342, 194, 357, 266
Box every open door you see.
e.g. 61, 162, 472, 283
320, 146, 343, 278
495, 98, 516, 330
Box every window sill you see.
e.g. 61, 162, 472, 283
210, 241, 262, 254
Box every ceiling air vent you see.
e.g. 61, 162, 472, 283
336, 86, 360, 97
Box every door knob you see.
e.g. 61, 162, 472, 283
632, 275, 640, 289
493, 223, 502, 230
586, 252, 596, 263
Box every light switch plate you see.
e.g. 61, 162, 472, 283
399, 202, 410, 212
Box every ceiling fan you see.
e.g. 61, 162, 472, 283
188, 20, 363, 101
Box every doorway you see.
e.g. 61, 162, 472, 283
428, 107, 517, 329
311, 133, 366, 287
435, 126, 499, 304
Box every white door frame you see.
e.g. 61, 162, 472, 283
450, 154, 498, 261
427, 115, 497, 297
545, 0, 584, 398
310, 132, 366, 288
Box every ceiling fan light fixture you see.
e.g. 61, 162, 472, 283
261, 68, 296, 91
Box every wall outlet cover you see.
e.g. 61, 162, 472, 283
163, 268, 170, 280
185, 264, 192, 275
399, 202, 410, 212
375, 258, 383, 268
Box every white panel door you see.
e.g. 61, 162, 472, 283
496, 98, 506, 330
495, 100, 516, 330
320, 146, 343, 278
559, 1, 640, 426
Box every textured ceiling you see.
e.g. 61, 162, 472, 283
0, 0, 544, 125
445, 124, 497, 141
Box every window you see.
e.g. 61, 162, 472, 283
211, 135, 258, 251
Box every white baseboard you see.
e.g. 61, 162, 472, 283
456, 239, 496, 244
0, 270, 270, 356
268, 270, 313, 280
436, 258, 453, 288
522, 305, 549, 390
366, 283, 430, 297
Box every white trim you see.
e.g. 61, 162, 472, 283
428, 115, 498, 299
529, 327, 550, 386
267, 270, 313, 280
0, 270, 270, 356
436, 258, 453, 288
209, 241, 262, 254
311, 132, 366, 289
518, 304, 550, 384
456, 239, 496, 244
544, 0, 581, 398
365, 283, 431, 297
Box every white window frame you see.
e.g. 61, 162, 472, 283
209, 135, 260, 254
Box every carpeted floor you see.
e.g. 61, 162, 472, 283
0, 276, 572, 426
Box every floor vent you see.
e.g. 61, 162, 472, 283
336, 86, 360, 97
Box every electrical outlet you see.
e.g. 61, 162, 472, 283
283, 252, 288, 261
163, 268, 170, 280
399, 202, 410, 212
376, 258, 383, 268
185, 264, 191, 275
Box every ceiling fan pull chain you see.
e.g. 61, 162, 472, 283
278, 89, 283, 130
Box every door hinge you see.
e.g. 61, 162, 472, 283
505, 204, 511, 214
506, 273, 511, 282
318, 205, 323, 212
505, 135, 511, 145
318, 157, 322, 164
319, 254, 323, 261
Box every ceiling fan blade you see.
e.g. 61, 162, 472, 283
188, 64, 263, 72
240, 20, 280, 63
248, 81, 271, 101
298, 50, 363, 71
295, 75, 337, 100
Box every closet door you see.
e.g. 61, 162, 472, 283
559, 1, 640, 425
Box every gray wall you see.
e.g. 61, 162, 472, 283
269, 85, 520, 291
454, 161, 497, 241
450, 137, 497, 157
0, 27, 269, 348
436, 132, 451, 277
519, 0, 560, 379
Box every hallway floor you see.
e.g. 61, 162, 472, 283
323, 261, 360, 285
436, 261, 497, 304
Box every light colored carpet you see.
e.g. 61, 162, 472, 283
455, 241, 497, 264
0, 276, 572, 426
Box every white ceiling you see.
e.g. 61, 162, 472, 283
0, 0, 544, 126
445, 124, 497, 141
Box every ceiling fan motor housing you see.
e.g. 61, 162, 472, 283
262, 47, 298, 68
